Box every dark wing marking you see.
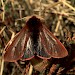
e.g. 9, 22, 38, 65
3, 25, 34, 62
37, 25, 68, 59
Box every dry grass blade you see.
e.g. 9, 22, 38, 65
15, 61, 23, 72
0, 26, 6, 35
1, 0, 5, 21
9, 28, 15, 39
42, 1, 62, 9
28, 64, 33, 75
55, 15, 62, 34
0, 58, 4, 75
61, 1, 75, 11
67, 16, 75, 23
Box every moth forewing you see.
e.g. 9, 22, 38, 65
3, 25, 29, 62
43, 25, 68, 58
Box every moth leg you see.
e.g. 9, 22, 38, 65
14, 61, 23, 72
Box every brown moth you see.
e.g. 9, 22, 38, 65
3, 15, 68, 62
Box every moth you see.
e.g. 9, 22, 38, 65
3, 15, 68, 62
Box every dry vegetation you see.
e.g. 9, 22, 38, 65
0, 0, 75, 75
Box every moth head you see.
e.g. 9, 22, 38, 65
26, 15, 44, 30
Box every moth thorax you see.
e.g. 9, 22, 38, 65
26, 16, 42, 32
